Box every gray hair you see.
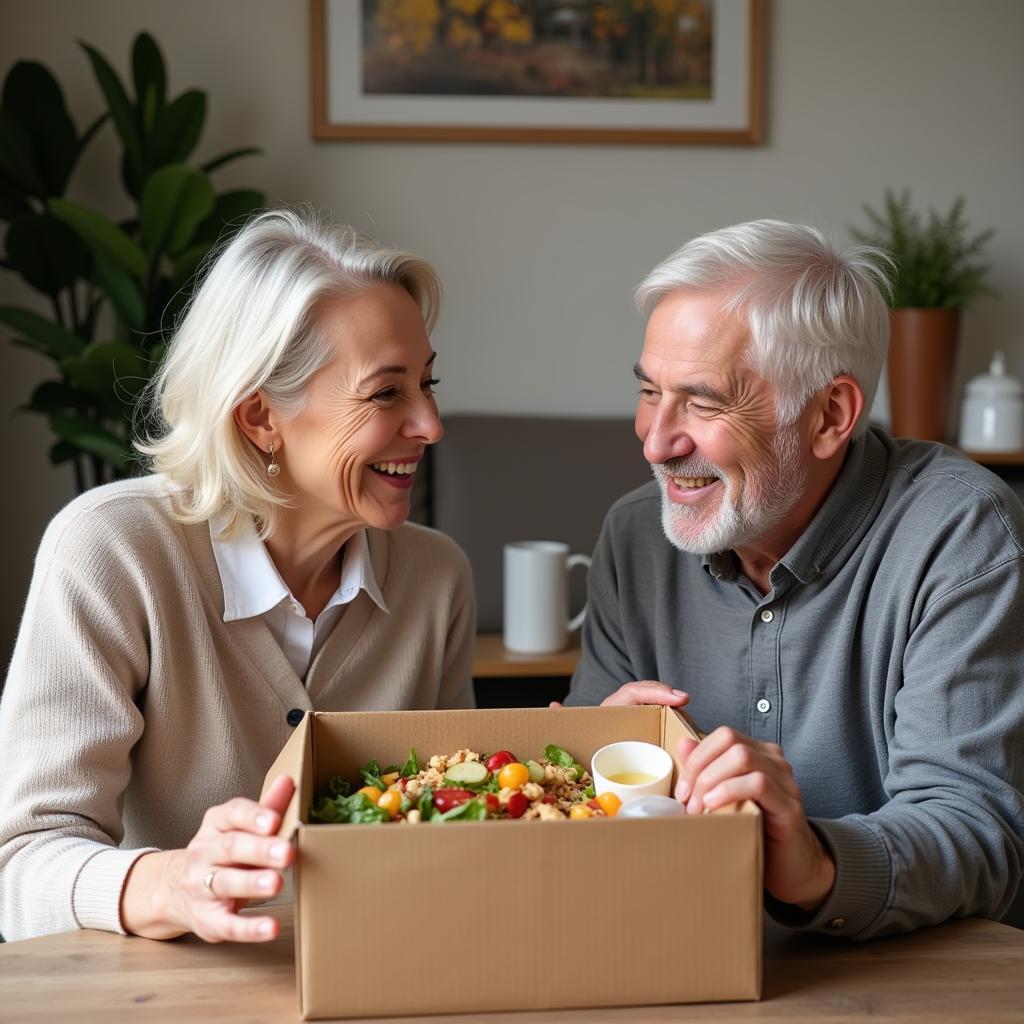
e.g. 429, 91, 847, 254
635, 220, 891, 436
137, 207, 442, 536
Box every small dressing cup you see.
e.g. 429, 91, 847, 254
616, 795, 688, 819
591, 741, 674, 805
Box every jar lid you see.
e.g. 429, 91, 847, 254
965, 351, 1024, 398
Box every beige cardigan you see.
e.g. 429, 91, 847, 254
0, 476, 475, 941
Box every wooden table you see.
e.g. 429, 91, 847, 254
473, 632, 580, 678
2, 906, 1023, 1023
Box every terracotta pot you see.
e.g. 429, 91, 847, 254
887, 308, 961, 442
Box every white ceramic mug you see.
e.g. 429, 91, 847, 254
502, 541, 591, 655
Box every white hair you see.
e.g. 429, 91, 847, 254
136, 207, 442, 537
635, 220, 892, 437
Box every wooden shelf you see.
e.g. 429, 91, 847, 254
961, 450, 1024, 466
473, 633, 580, 678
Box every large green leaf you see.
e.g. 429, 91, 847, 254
5, 212, 90, 296
62, 341, 150, 407
0, 173, 34, 221
192, 188, 264, 245
131, 32, 166, 135
2, 61, 78, 195
151, 90, 206, 167
49, 412, 132, 469
23, 379, 92, 414
0, 110, 43, 195
170, 241, 212, 289
49, 198, 148, 279
140, 164, 214, 256
200, 146, 261, 175
169, 189, 263, 287
80, 42, 145, 193
0, 305, 85, 359
91, 252, 145, 331
49, 439, 79, 466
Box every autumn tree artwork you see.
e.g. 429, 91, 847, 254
361, 0, 714, 99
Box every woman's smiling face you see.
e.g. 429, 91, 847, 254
273, 284, 443, 532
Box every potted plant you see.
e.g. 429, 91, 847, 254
849, 189, 995, 442
0, 33, 265, 491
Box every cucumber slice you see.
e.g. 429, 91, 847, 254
444, 761, 488, 786
526, 760, 545, 784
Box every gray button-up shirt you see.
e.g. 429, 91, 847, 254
568, 427, 1024, 939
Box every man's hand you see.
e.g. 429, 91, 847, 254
676, 728, 835, 912
550, 681, 689, 710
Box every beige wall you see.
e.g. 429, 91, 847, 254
2, 0, 1024, 663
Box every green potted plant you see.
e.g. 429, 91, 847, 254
849, 188, 995, 442
0, 32, 265, 491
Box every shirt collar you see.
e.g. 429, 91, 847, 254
701, 428, 889, 588
775, 427, 888, 585
209, 516, 388, 622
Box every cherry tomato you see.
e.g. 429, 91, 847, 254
377, 790, 402, 818
485, 750, 517, 773
497, 762, 530, 791
432, 788, 475, 813
506, 791, 529, 819
357, 786, 384, 805
485, 793, 500, 814
569, 804, 594, 820
596, 792, 622, 817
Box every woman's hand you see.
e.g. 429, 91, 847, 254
550, 681, 689, 710
121, 774, 296, 942
675, 729, 835, 911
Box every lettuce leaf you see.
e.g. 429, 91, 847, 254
310, 790, 390, 825
545, 744, 585, 780
327, 775, 351, 797
359, 759, 386, 790
544, 744, 576, 768
433, 796, 490, 823
418, 786, 436, 821
400, 748, 420, 778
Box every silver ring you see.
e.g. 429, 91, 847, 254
202, 869, 219, 896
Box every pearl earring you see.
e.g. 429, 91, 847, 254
266, 441, 281, 477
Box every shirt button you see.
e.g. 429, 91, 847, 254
830, 917, 846, 930
290, 602, 301, 614
756, 698, 771, 714
286, 708, 305, 727
760, 609, 774, 623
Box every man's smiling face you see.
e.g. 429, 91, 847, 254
634, 288, 809, 555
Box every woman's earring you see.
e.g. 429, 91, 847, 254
266, 441, 281, 477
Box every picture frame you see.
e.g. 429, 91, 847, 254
310, 0, 765, 145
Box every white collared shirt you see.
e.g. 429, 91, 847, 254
209, 516, 388, 681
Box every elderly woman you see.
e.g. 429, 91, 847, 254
0, 209, 475, 943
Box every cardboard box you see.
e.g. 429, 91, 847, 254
263, 706, 762, 1020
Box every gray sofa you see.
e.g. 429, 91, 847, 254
409, 414, 651, 632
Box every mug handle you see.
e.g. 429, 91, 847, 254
567, 554, 592, 633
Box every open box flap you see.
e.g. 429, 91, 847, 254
664, 706, 759, 817
260, 711, 313, 841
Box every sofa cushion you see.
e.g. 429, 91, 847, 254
419, 415, 651, 632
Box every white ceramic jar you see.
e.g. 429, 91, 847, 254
958, 351, 1024, 453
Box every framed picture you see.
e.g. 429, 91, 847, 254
311, 0, 765, 144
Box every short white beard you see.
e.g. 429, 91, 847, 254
653, 421, 808, 556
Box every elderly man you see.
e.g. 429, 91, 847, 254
565, 220, 1024, 939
